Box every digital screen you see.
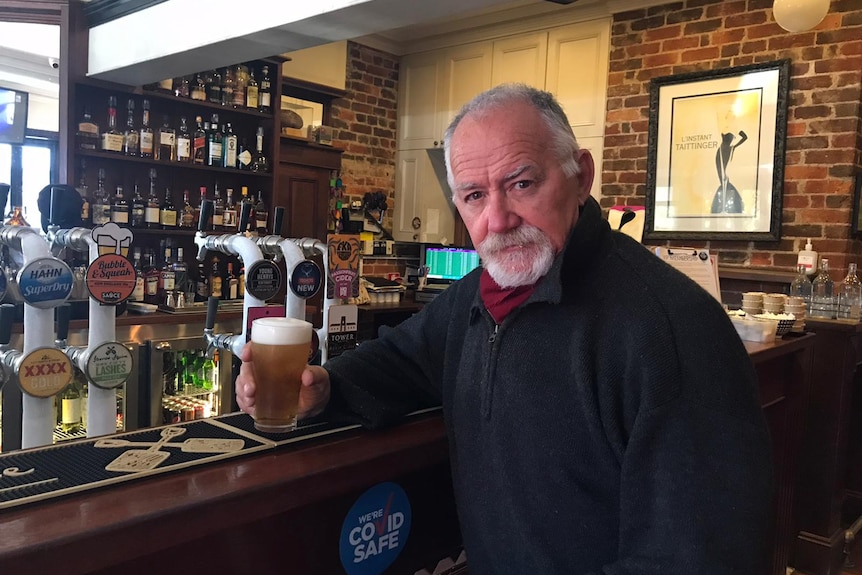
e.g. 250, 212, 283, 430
0, 87, 28, 145
424, 246, 480, 282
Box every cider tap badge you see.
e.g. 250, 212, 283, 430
327, 234, 360, 300
339, 482, 412, 575
87, 223, 136, 304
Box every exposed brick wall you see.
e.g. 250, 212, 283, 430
603, 0, 862, 278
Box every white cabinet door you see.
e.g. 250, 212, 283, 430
491, 31, 548, 89
393, 149, 457, 244
546, 20, 610, 139
397, 52, 444, 150
437, 42, 493, 138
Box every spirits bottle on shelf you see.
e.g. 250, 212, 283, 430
195, 260, 209, 302
173, 247, 189, 295
92, 168, 111, 226
130, 182, 146, 228
159, 186, 178, 229
251, 126, 269, 173
159, 241, 175, 301
122, 99, 139, 156
220, 67, 234, 107
156, 115, 176, 162
245, 70, 259, 110
222, 123, 237, 168
192, 115, 206, 165
232, 64, 247, 109
210, 257, 223, 299
254, 190, 268, 234
213, 182, 225, 229
195, 186, 207, 229
174, 76, 190, 99
110, 184, 129, 226
190, 73, 206, 101
145, 168, 161, 229
131, 247, 144, 302
223, 187, 237, 230
207, 114, 223, 167
226, 262, 238, 299
237, 137, 252, 170
101, 95, 123, 153
207, 69, 222, 104
139, 99, 154, 159
180, 189, 195, 228
258, 65, 271, 114
143, 249, 160, 305
76, 106, 100, 151
176, 116, 192, 163
76, 159, 91, 226
240, 186, 254, 232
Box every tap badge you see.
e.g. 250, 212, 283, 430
86, 341, 134, 390
17, 257, 74, 309
87, 224, 136, 305
18, 347, 73, 397
339, 482, 412, 575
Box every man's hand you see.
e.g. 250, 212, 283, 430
235, 342, 331, 420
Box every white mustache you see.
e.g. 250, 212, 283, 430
479, 226, 544, 255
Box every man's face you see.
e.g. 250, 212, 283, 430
448, 101, 594, 287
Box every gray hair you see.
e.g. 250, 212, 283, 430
442, 83, 581, 194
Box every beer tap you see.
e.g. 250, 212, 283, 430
195, 200, 266, 357
0, 303, 20, 392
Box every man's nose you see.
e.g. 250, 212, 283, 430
487, 194, 520, 234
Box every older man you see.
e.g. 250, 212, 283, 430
237, 84, 772, 574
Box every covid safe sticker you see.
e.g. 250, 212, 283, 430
339, 482, 412, 575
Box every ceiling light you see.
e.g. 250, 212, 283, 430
773, 0, 830, 32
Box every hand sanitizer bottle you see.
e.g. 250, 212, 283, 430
797, 238, 818, 277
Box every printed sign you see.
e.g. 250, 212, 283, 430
289, 260, 322, 299
327, 304, 357, 359
339, 482, 412, 575
86, 254, 136, 304
327, 234, 360, 300
245, 260, 282, 301
86, 341, 134, 390
18, 347, 73, 397
17, 257, 74, 309
91, 222, 133, 257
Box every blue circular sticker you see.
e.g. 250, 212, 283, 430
339, 482, 412, 575
17, 257, 74, 309
289, 260, 321, 299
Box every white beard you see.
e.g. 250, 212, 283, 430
478, 224, 555, 288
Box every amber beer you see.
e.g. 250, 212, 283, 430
250, 317, 313, 432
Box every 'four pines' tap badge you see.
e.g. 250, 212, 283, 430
86, 223, 136, 305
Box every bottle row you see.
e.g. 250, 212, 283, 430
79, 165, 270, 234
789, 259, 862, 320
145, 62, 273, 113
77, 99, 270, 172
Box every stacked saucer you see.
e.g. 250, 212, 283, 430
784, 296, 807, 332
763, 293, 786, 314
741, 292, 765, 316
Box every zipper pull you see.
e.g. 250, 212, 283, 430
488, 324, 499, 344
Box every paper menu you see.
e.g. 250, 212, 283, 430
654, 247, 721, 303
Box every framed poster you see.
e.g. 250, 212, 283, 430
644, 59, 791, 241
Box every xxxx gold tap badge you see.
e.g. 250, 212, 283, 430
18, 347, 72, 397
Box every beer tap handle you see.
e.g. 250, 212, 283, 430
239, 202, 252, 235
0, 304, 14, 346
55, 303, 71, 343
273, 207, 285, 237
198, 200, 214, 234
205, 296, 219, 332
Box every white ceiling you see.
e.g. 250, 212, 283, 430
0, 22, 60, 98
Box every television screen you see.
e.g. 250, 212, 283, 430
0, 87, 29, 145
423, 245, 481, 282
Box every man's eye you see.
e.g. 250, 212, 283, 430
513, 180, 532, 190
463, 191, 483, 203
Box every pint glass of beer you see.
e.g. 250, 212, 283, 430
250, 317, 313, 433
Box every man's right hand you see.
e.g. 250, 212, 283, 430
235, 342, 332, 420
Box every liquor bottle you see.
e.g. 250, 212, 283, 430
144, 249, 160, 305
76, 159, 91, 226
101, 96, 124, 153
176, 116, 192, 163
210, 257, 223, 299
207, 69, 222, 104
251, 126, 269, 173
110, 185, 130, 226
232, 64, 246, 109
159, 187, 178, 229
258, 65, 271, 113
57, 372, 83, 434
131, 247, 144, 302
223, 188, 237, 230
145, 168, 161, 229
207, 114, 223, 167
192, 115, 206, 165
92, 168, 111, 226
240, 186, 254, 232
130, 182, 146, 228
245, 69, 259, 109
122, 99, 139, 156
159, 242, 176, 301
180, 189, 195, 228
213, 182, 225, 229
811, 258, 835, 319
195, 260, 209, 302
226, 262, 238, 300
190, 73, 206, 101
254, 190, 268, 234
838, 263, 862, 320
195, 186, 207, 229
174, 76, 190, 99
220, 67, 234, 107
156, 115, 176, 161
139, 99, 154, 158
222, 123, 237, 168
237, 137, 252, 170
76, 107, 100, 150
173, 246, 189, 295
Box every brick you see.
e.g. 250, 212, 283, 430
805, 149, 856, 165
814, 57, 862, 74
681, 46, 721, 62
644, 52, 680, 67
664, 36, 701, 51
812, 87, 862, 104
793, 75, 835, 90
725, 12, 768, 28
683, 19, 723, 34
666, 8, 704, 24
631, 15, 667, 31
644, 24, 683, 41
626, 42, 662, 57
768, 33, 817, 50
782, 224, 823, 238
706, 0, 747, 17
741, 40, 768, 54
793, 105, 833, 120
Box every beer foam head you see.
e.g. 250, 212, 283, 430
252, 317, 312, 345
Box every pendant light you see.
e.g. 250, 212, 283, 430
773, 0, 830, 32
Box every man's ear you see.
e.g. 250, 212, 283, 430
575, 149, 595, 204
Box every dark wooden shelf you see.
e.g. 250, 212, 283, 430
76, 149, 272, 178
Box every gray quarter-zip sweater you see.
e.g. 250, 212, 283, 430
325, 197, 772, 574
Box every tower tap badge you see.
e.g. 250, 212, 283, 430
86, 223, 136, 304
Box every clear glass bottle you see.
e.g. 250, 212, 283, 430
251, 126, 269, 173
145, 168, 161, 229
838, 263, 862, 320
810, 258, 836, 319
790, 263, 813, 312
91, 168, 111, 226
77, 158, 91, 226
